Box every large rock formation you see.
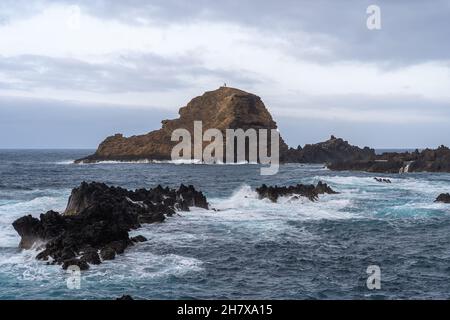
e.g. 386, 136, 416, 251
74, 86, 449, 171
76, 87, 289, 163
12, 182, 208, 270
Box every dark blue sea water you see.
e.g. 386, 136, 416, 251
0, 149, 449, 299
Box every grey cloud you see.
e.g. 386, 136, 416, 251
0, 53, 259, 93
3, 1, 450, 64
43, 0, 450, 65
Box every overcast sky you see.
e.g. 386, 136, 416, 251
1, 0, 450, 148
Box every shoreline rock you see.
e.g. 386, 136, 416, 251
12, 182, 209, 270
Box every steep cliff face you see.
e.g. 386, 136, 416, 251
76, 87, 288, 163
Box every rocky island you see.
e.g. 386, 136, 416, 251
76, 87, 289, 163
75, 86, 450, 173
75, 87, 373, 165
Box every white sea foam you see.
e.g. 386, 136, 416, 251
0, 246, 59, 282
0, 195, 68, 219
146, 184, 357, 235
86, 249, 203, 282
54, 160, 75, 165
0, 194, 69, 247
317, 175, 450, 197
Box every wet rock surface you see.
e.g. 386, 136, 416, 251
12, 181, 209, 270
435, 193, 450, 203
256, 181, 338, 202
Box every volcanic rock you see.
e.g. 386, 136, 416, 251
256, 181, 338, 202
12, 182, 209, 269
435, 193, 450, 203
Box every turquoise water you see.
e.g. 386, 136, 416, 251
0, 150, 449, 299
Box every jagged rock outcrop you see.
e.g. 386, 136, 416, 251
328, 145, 450, 173
282, 135, 376, 163
12, 182, 208, 270
435, 193, 450, 203
256, 181, 338, 202
76, 87, 289, 163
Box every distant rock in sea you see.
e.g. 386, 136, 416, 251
282, 135, 375, 164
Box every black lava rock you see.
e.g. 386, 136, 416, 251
435, 193, 450, 203
12, 181, 209, 269
256, 181, 338, 202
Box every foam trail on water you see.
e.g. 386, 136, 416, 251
85, 250, 204, 282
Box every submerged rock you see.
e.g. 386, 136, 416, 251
256, 181, 338, 202
12, 181, 209, 269
435, 193, 450, 203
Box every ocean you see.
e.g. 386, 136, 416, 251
0, 149, 449, 299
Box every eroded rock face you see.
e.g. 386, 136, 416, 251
12, 182, 209, 270
435, 193, 450, 203
256, 181, 338, 202
76, 87, 289, 163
